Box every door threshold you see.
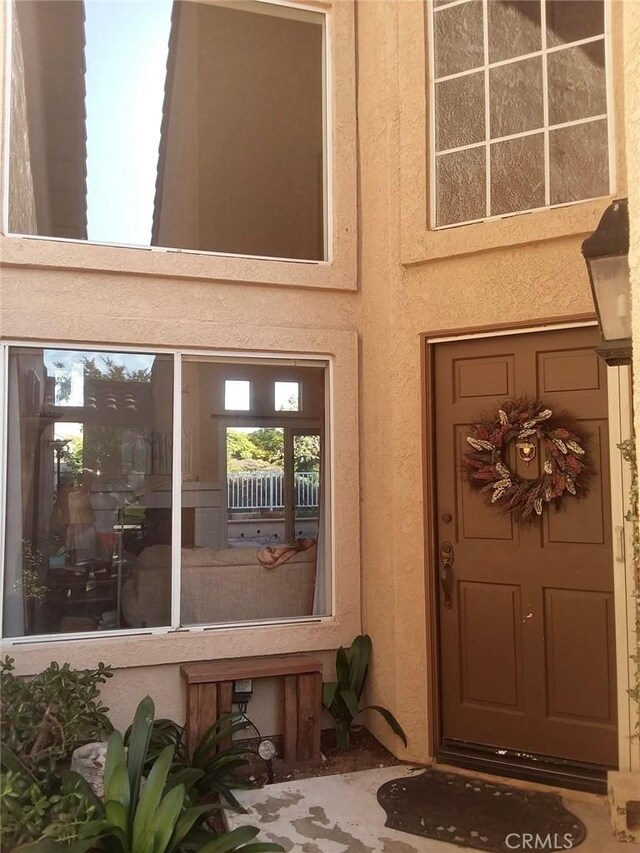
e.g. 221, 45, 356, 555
437, 739, 612, 794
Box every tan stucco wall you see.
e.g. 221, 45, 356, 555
0, 0, 634, 762
625, 0, 640, 436
354, 0, 624, 764
623, 0, 640, 769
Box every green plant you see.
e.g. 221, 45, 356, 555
18, 542, 48, 602
0, 657, 113, 780
0, 752, 100, 850
620, 438, 640, 712
126, 714, 257, 812
18, 697, 282, 853
323, 634, 408, 751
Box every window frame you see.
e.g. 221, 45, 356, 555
427, 0, 617, 230
0, 341, 335, 644
0, 0, 357, 291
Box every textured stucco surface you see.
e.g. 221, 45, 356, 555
626, 0, 640, 439
353, 0, 613, 766
0, 0, 634, 764
623, 0, 640, 771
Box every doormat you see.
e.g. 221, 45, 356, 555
377, 769, 587, 852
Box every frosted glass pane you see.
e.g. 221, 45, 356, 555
434, 1, 484, 78
490, 134, 544, 216
549, 120, 609, 205
547, 41, 606, 125
436, 73, 485, 151
488, 0, 542, 63
436, 147, 486, 226
546, 0, 604, 48
490, 57, 543, 138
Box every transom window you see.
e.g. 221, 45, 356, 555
430, 0, 611, 227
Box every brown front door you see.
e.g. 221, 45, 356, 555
434, 326, 617, 768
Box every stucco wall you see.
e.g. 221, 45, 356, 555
0, 0, 634, 764
354, 0, 624, 764
625, 0, 640, 437
623, 0, 640, 770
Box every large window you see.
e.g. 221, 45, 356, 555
2, 347, 330, 640
431, 0, 611, 227
8, 0, 327, 261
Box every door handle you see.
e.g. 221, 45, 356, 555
615, 525, 625, 563
439, 541, 454, 609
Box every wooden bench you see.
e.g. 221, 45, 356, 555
180, 654, 323, 765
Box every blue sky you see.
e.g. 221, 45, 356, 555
84, 0, 172, 245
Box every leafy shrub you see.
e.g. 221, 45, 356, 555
0, 656, 113, 779
1, 657, 113, 850
323, 634, 407, 751
126, 714, 257, 812
0, 760, 100, 850
16, 696, 283, 853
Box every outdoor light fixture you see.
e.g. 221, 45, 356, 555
581, 198, 632, 366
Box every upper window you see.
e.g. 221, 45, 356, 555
431, 0, 611, 227
7, 0, 327, 261
275, 381, 301, 412
225, 380, 251, 412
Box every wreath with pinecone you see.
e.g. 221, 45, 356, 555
462, 397, 590, 521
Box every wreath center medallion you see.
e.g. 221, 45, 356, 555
462, 398, 589, 521
516, 438, 537, 465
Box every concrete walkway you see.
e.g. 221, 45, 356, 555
227, 765, 623, 852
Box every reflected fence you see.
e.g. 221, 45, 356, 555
227, 471, 319, 510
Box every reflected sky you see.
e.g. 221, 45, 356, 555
44, 350, 156, 377
84, 0, 172, 245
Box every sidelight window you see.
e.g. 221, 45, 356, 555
430, 0, 612, 227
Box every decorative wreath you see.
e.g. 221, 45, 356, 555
462, 397, 590, 521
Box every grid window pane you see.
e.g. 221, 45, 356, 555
434, 0, 484, 78
490, 56, 543, 138
436, 147, 486, 226
431, 0, 609, 226
546, 0, 604, 49
225, 380, 251, 411
549, 119, 609, 205
275, 381, 300, 412
490, 134, 545, 216
547, 41, 606, 126
436, 73, 486, 151
488, 0, 542, 64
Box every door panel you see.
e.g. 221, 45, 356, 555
435, 327, 617, 768
459, 581, 524, 710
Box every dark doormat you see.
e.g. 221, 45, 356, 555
377, 769, 587, 852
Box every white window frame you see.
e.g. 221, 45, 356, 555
0, 341, 334, 644
427, 0, 617, 230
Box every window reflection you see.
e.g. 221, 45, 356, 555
3, 348, 173, 637
9, 0, 326, 261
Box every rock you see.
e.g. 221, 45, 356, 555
71, 741, 108, 797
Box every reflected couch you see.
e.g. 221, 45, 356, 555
121, 543, 317, 627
